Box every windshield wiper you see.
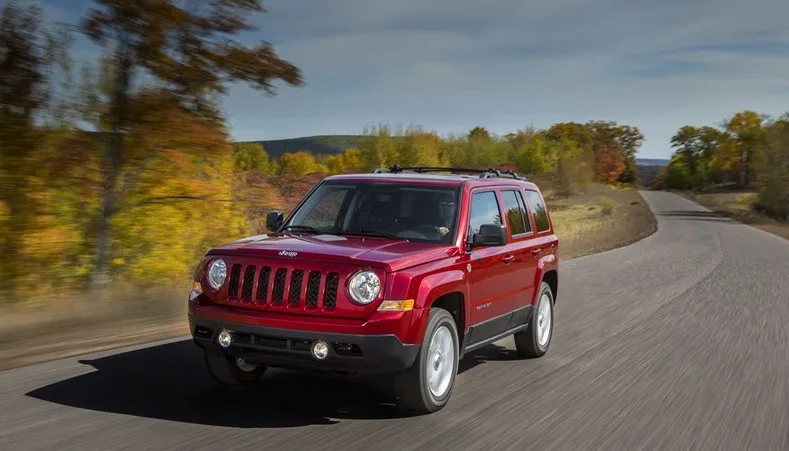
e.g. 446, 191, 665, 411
334, 229, 399, 239
280, 225, 321, 234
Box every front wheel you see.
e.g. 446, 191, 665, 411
394, 308, 459, 414
204, 349, 267, 388
514, 281, 554, 358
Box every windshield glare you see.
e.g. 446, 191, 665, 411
284, 182, 460, 243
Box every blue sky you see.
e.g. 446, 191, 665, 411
40, 0, 789, 159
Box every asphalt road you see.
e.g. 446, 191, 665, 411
2, 191, 789, 451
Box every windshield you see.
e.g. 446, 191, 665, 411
282, 181, 461, 243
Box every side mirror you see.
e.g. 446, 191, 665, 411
266, 211, 284, 232
471, 224, 507, 247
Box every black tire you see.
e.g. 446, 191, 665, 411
204, 349, 267, 388
514, 281, 554, 358
394, 308, 459, 414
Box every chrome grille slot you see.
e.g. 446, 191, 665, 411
241, 265, 256, 301
289, 269, 304, 306
306, 271, 321, 307
256, 266, 271, 303
228, 264, 242, 299
272, 268, 287, 305
324, 272, 339, 308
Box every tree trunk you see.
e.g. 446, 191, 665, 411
739, 147, 749, 187
90, 48, 133, 289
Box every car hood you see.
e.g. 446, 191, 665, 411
207, 233, 459, 272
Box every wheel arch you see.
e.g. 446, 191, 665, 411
412, 269, 468, 348
542, 270, 558, 303
533, 253, 558, 305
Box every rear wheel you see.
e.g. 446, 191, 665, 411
395, 308, 459, 414
514, 281, 554, 358
204, 349, 267, 388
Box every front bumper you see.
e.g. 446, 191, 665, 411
189, 313, 421, 375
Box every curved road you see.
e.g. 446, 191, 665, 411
2, 191, 789, 450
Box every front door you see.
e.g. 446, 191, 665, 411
465, 189, 514, 344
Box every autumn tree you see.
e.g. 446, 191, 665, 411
0, 1, 50, 294
326, 148, 364, 174
723, 110, 766, 187
541, 123, 596, 190
756, 117, 789, 219
585, 121, 644, 184
279, 151, 323, 176
80, 0, 304, 286
233, 142, 271, 173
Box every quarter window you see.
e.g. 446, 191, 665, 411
525, 190, 550, 232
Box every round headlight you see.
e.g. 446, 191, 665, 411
207, 259, 227, 290
348, 270, 381, 305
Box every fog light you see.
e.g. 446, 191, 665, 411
217, 330, 232, 348
311, 340, 329, 360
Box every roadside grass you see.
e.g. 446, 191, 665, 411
678, 189, 789, 242
546, 185, 657, 260
0, 185, 657, 371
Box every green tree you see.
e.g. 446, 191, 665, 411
662, 154, 693, 190
546, 137, 592, 197
80, 0, 304, 286
670, 125, 721, 190
512, 135, 549, 175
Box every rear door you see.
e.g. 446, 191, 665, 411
499, 188, 541, 328
522, 189, 558, 300
523, 188, 557, 257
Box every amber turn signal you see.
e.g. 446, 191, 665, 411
377, 299, 415, 312
192, 281, 202, 293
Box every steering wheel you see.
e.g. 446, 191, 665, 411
408, 225, 442, 240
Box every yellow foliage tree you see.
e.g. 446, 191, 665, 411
279, 150, 320, 176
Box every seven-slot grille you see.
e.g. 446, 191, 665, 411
226, 263, 340, 309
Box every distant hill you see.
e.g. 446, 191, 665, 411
239, 135, 363, 158
636, 158, 670, 166
239, 135, 671, 169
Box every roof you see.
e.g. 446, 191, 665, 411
323, 166, 540, 190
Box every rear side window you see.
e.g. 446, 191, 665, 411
501, 190, 531, 236
525, 190, 550, 232
469, 191, 502, 235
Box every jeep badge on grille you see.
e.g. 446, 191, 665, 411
278, 250, 297, 257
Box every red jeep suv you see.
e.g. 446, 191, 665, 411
188, 166, 559, 413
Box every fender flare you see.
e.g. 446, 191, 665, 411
532, 253, 558, 305
414, 269, 469, 336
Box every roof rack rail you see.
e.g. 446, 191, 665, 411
372, 165, 527, 181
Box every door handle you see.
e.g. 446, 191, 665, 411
531, 248, 541, 256
502, 255, 515, 264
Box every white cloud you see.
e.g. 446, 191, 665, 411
37, 0, 789, 159
223, 0, 789, 158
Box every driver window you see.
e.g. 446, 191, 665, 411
468, 191, 502, 235
299, 188, 350, 229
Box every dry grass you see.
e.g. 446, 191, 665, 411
0, 284, 191, 371
0, 185, 657, 371
547, 185, 657, 260
679, 190, 789, 242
